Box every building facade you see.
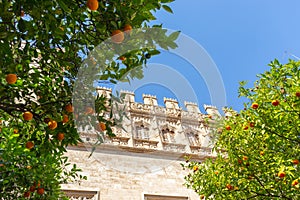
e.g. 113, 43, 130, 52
62, 87, 220, 200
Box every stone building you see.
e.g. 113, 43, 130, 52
62, 87, 220, 200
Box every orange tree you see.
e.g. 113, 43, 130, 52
0, 0, 177, 199
183, 59, 300, 199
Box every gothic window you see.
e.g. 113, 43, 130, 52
161, 128, 176, 143
135, 124, 149, 140
186, 132, 200, 146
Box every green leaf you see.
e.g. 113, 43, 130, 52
162, 5, 173, 13
168, 31, 180, 41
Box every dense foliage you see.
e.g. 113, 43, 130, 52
183, 59, 300, 199
0, 0, 176, 199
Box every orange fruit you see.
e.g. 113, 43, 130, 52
225, 125, 231, 130
111, 30, 124, 44
97, 122, 106, 131
65, 104, 74, 113
214, 171, 219, 175
6, 74, 17, 84
260, 151, 264, 156
271, 100, 280, 106
226, 184, 234, 190
26, 141, 34, 149
278, 171, 286, 178
242, 156, 248, 161
33, 181, 41, 187
23, 111, 33, 121
87, 0, 98, 11
207, 114, 212, 119
123, 24, 132, 34
29, 185, 36, 192
249, 122, 255, 127
243, 126, 248, 130
292, 179, 299, 186
193, 165, 198, 172
62, 114, 69, 123
48, 120, 57, 130
37, 188, 44, 195
292, 159, 299, 165
13, 129, 18, 134
57, 133, 64, 141
119, 56, 126, 61
251, 103, 259, 109
24, 191, 30, 198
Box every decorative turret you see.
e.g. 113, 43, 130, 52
143, 94, 158, 106
204, 104, 221, 116
184, 101, 201, 113
120, 90, 135, 102
164, 97, 179, 109
96, 87, 112, 97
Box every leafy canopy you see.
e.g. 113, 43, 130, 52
183, 59, 300, 200
0, 0, 177, 199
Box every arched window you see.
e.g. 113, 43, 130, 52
161, 128, 176, 143
135, 124, 150, 140
186, 132, 200, 146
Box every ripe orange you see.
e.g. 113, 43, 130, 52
123, 24, 132, 34
111, 30, 125, 44
87, 0, 99, 11
48, 120, 57, 130
225, 125, 231, 130
242, 156, 248, 161
207, 114, 212, 119
226, 184, 234, 190
119, 56, 126, 61
98, 122, 106, 131
24, 191, 30, 198
13, 129, 18, 134
29, 185, 36, 192
260, 151, 264, 156
278, 171, 286, 178
37, 188, 44, 195
26, 141, 34, 149
6, 74, 17, 84
292, 159, 299, 165
292, 179, 299, 186
249, 122, 255, 128
65, 104, 74, 113
271, 100, 280, 106
62, 114, 69, 123
23, 111, 33, 121
251, 103, 259, 109
243, 126, 248, 130
57, 133, 64, 141
193, 165, 198, 172
214, 171, 219, 175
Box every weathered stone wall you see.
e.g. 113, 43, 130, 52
62, 146, 200, 200
62, 88, 220, 200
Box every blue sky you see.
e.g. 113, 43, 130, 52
131, 0, 300, 113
